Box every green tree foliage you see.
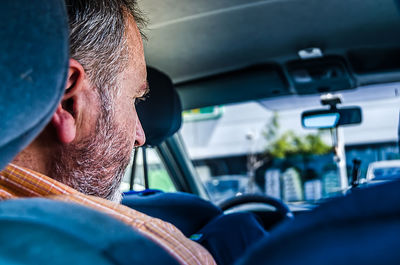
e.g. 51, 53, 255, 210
264, 113, 332, 159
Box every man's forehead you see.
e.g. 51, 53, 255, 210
123, 15, 148, 97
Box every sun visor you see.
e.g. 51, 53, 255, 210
176, 65, 289, 110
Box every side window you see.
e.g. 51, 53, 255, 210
121, 147, 177, 193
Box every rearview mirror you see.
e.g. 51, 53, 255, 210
302, 107, 362, 129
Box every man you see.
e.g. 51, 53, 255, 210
13, 0, 146, 203
0, 0, 215, 264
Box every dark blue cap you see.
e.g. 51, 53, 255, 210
0, 1, 69, 169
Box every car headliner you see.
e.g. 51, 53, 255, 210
139, 0, 400, 109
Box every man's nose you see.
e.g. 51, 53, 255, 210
134, 117, 146, 147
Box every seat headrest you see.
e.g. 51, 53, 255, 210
0, 1, 69, 170
137, 67, 182, 146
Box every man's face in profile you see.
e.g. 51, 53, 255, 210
51, 16, 147, 202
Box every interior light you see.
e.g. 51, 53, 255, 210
298, 48, 323, 59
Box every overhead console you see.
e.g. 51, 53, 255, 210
286, 56, 356, 95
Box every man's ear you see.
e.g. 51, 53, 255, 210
51, 59, 85, 144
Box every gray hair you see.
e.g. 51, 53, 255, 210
65, 0, 146, 99
53, 1, 147, 201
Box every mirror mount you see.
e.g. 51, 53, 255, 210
301, 94, 362, 130
321, 93, 343, 109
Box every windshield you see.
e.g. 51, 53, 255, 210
373, 167, 400, 181
180, 91, 400, 205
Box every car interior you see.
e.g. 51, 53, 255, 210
3, 0, 400, 264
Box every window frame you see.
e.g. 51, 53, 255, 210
126, 134, 209, 200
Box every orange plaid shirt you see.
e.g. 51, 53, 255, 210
0, 163, 216, 265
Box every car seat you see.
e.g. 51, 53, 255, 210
238, 181, 400, 265
122, 67, 223, 237
0, 1, 178, 264
0, 0, 68, 169
0, 198, 178, 265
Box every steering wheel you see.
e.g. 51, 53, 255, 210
218, 194, 294, 227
